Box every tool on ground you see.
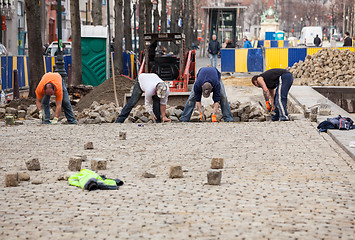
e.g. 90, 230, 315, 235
211, 114, 217, 122
265, 101, 272, 112
39, 110, 45, 122
200, 111, 206, 121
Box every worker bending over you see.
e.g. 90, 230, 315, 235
180, 67, 233, 122
115, 73, 171, 123
35, 72, 77, 124
251, 68, 293, 121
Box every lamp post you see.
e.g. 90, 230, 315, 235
85, 0, 88, 25
55, 0, 67, 79
315, 17, 318, 26
300, 17, 303, 36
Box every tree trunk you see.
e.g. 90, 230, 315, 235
153, 0, 159, 33
70, 0, 82, 86
124, 0, 132, 51
183, 0, 189, 48
161, 0, 167, 32
145, 0, 152, 34
92, 0, 102, 26
138, 0, 145, 54
25, 0, 44, 98
114, 0, 124, 74
171, 0, 178, 33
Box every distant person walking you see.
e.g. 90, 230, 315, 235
243, 37, 252, 48
343, 32, 352, 46
208, 35, 220, 68
314, 34, 321, 47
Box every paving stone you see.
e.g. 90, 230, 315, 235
25, 158, 41, 171
84, 142, 94, 150
68, 157, 82, 171
17, 172, 30, 181
211, 158, 224, 169
119, 131, 126, 140
5, 173, 18, 187
17, 110, 26, 119
142, 172, 156, 178
169, 166, 183, 178
31, 179, 43, 185
207, 170, 222, 185
91, 158, 107, 170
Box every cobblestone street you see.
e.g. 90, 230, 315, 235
0, 120, 354, 239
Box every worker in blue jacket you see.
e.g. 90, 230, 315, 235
180, 67, 233, 122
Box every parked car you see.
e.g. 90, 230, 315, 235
0, 43, 8, 56
44, 41, 72, 56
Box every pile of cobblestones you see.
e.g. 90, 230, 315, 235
76, 100, 268, 123
0, 99, 269, 124
289, 48, 355, 86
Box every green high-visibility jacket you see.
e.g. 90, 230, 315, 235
68, 169, 119, 191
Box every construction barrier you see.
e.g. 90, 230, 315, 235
0, 53, 137, 91
252, 40, 290, 48
221, 47, 355, 73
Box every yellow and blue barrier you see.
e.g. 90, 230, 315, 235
252, 40, 290, 48
221, 47, 355, 73
1, 53, 137, 90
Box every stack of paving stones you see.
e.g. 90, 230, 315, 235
76, 100, 122, 124
0, 122, 354, 238
289, 48, 355, 86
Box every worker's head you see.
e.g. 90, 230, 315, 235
44, 83, 55, 96
156, 82, 168, 99
251, 75, 260, 88
316, 34, 318, 37
212, 35, 217, 41
225, 38, 229, 43
243, 37, 248, 42
202, 82, 213, 98
345, 32, 350, 37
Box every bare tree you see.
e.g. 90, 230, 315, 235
25, 0, 44, 98
70, 0, 82, 86
145, 0, 152, 33
161, 0, 167, 32
114, 0, 124, 74
138, 0, 145, 54
124, 0, 132, 51
92, 0, 102, 26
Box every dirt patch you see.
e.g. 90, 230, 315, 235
222, 76, 253, 87
74, 75, 135, 112
7, 97, 36, 108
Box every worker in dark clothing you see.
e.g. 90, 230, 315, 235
314, 34, 321, 47
251, 69, 294, 121
180, 67, 233, 122
343, 32, 352, 46
208, 35, 220, 68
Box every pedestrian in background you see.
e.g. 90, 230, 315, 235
314, 34, 321, 47
343, 32, 352, 46
208, 35, 220, 68
243, 37, 252, 48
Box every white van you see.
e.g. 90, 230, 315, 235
299, 26, 322, 47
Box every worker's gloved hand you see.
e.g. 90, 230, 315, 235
211, 114, 217, 122
50, 117, 59, 125
265, 101, 272, 112
200, 111, 206, 121
39, 110, 45, 122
